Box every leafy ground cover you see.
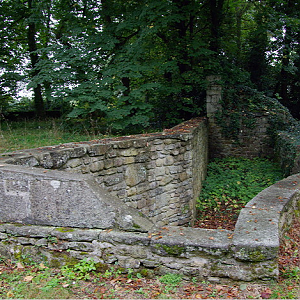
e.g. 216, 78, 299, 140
194, 157, 284, 230
1, 221, 300, 299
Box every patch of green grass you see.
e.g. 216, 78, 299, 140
0, 118, 106, 153
197, 157, 284, 214
0, 261, 74, 299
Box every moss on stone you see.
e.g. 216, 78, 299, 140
155, 244, 185, 256
133, 223, 141, 229
50, 251, 79, 267
55, 227, 75, 233
95, 262, 109, 273
49, 258, 61, 268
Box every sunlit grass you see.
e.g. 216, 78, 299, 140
0, 118, 102, 153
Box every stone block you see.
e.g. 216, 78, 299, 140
66, 158, 83, 168
124, 157, 135, 164
156, 158, 164, 167
103, 173, 123, 186
69, 146, 87, 158
164, 156, 174, 166
0, 164, 154, 232
104, 159, 114, 169
121, 148, 139, 157
88, 144, 112, 156
125, 164, 147, 187
90, 161, 105, 173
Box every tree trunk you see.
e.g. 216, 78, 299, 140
27, 0, 45, 117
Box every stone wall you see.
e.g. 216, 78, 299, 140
1, 113, 300, 282
0, 118, 208, 227
0, 173, 299, 282
208, 113, 273, 159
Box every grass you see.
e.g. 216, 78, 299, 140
0, 118, 107, 153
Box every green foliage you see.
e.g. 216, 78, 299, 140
1, 0, 300, 132
218, 83, 296, 140
61, 258, 97, 281
103, 266, 122, 279
159, 273, 182, 286
197, 157, 284, 213
282, 266, 300, 282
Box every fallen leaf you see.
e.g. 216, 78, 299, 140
39, 263, 46, 269
17, 262, 25, 270
261, 292, 271, 299
24, 275, 34, 282
7, 291, 14, 298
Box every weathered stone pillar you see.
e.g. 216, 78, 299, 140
206, 76, 224, 158
206, 75, 222, 119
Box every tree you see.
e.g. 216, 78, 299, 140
1, 0, 300, 129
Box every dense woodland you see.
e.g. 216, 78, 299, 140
0, 0, 300, 134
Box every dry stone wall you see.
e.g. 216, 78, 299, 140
208, 113, 273, 159
0, 118, 208, 227
0, 174, 299, 282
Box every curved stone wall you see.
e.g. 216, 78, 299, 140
0, 174, 299, 282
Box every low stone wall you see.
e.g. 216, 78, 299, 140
0, 164, 153, 231
1, 116, 300, 282
0, 118, 208, 227
0, 174, 299, 282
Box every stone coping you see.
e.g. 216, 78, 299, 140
0, 118, 205, 160
233, 173, 300, 262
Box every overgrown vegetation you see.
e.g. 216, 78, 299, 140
196, 157, 284, 228
0, 118, 108, 153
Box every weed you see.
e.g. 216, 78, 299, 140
126, 268, 143, 280
270, 283, 298, 299
103, 266, 122, 278
282, 266, 300, 281
159, 273, 182, 286
46, 235, 58, 244
61, 258, 97, 281
135, 287, 148, 296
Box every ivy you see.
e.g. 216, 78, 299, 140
217, 83, 297, 143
